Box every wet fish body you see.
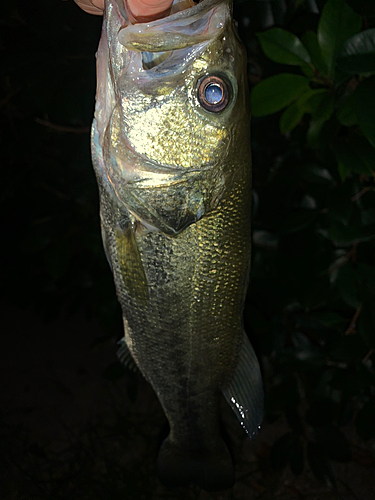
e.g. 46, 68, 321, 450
91, 0, 263, 490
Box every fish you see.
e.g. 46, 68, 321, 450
91, 0, 263, 490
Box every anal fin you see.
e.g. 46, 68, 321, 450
222, 333, 264, 438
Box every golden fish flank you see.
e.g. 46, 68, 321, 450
91, 0, 264, 491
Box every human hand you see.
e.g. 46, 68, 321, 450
74, 0, 174, 21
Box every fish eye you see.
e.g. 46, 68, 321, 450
197, 75, 231, 113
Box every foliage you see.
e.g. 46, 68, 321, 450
244, 0, 375, 484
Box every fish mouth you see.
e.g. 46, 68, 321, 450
116, 0, 231, 52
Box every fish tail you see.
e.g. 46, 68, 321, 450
156, 437, 235, 491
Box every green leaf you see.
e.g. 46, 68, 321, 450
309, 91, 335, 121
307, 117, 327, 149
301, 30, 328, 76
317, 0, 362, 76
251, 74, 311, 117
299, 89, 328, 113
279, 101, 305, 133
300, 64, 315, 79
337, 29, 375, 74
337, 160, 351, 181
307, 114, 338, 149
328, 220, 375, 245
352, 76, 375, 148
257, 28, 312, 72
332, 136, 375, 177
337, 96, 359, 126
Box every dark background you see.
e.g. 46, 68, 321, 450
1, 0, 375, 498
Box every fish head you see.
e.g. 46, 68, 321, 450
93, 0, 251, 234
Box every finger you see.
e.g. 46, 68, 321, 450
127, 0, 174, 21
74, 0, 175, 22
74, 0, 104, 15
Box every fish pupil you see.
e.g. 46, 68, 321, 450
204, 83, 223, 105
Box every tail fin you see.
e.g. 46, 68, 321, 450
156, 437, 235, 491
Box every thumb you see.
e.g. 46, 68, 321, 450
74, 0, 104, 15
127, 0, 173, 21
74, 0, 175, 20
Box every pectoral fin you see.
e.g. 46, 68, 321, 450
222, 334, 264, 438
115, 225, 148, 307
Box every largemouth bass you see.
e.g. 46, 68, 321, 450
91, 0, 263, 490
